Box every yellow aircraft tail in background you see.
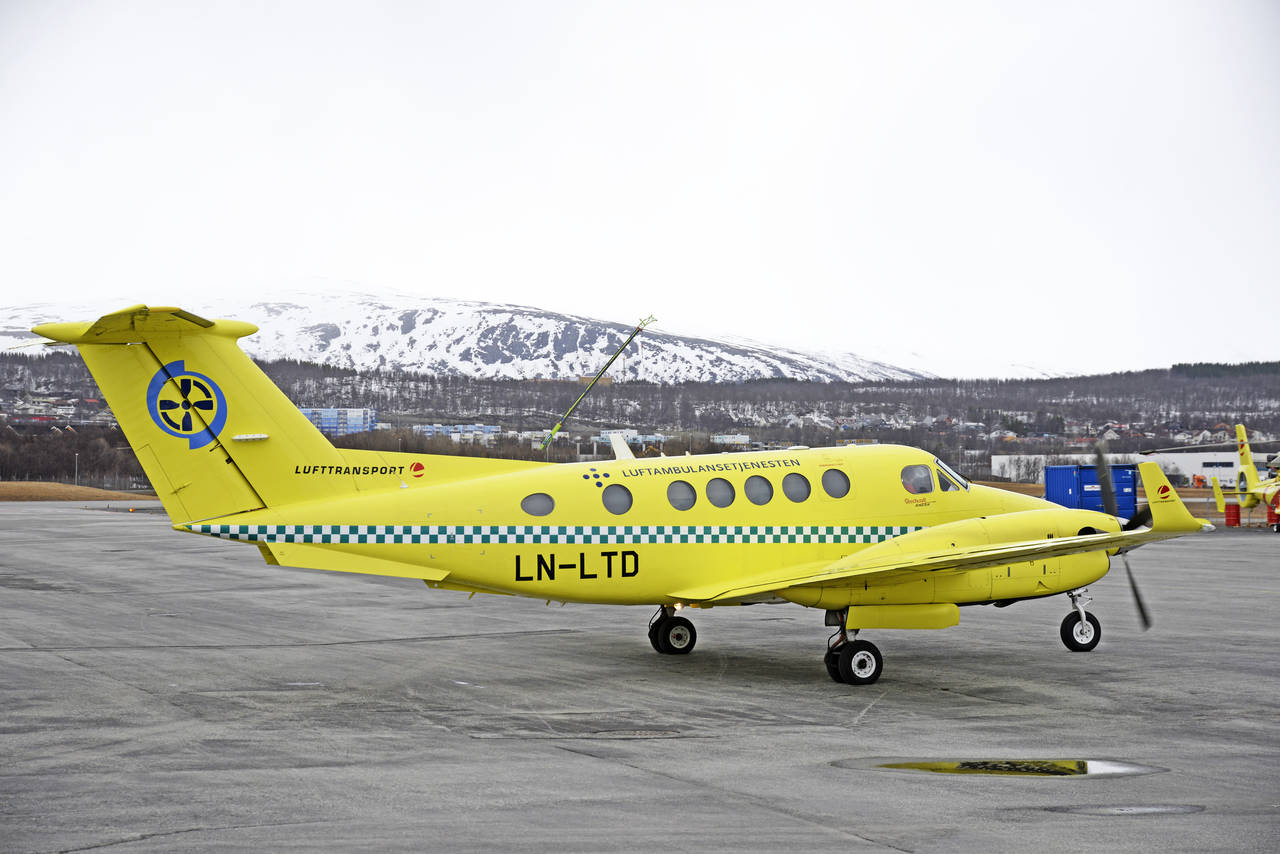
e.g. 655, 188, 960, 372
1211, 476, 1227, 514
1205, 424, 1279, 520
32, 305, 544, 525
1235, 424, 1262, 494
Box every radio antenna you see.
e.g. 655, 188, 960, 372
540, 315, 656, 451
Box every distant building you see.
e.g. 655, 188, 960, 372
412, 423, 501, 445
596, 429, 639, 444
710, 434, 751, 449
591, 429, 669, 445
299, 408, 378, 436
991, 451, 1267, 487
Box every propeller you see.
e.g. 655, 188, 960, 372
1094, 442, 1153, 631
1121, 553, 1152, 630
1094, 442, 1118, 518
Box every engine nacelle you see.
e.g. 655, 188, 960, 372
782, 508, 1118, 610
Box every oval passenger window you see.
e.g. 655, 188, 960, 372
667, 480, 696, 511
745, 475, 773, 505
822, 468, 850, 499
602, 483, 633, 515
782, 472, 811, 502
521, 493, 555, 516
706, 477, 735, 508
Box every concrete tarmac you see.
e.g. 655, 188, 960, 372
1, 501, 1277, 853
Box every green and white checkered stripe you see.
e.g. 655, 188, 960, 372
187, 523, 920, 545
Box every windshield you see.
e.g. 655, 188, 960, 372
934, 457, 969, 491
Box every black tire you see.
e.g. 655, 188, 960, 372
648, 617, 666, 652
824, 646, 846, 683
837, 639, 883, 685
656, 616, 696, 654
1060, 611, 1101, 652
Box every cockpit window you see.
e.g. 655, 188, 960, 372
901, 464, 934, 494
934, 457, 969, 491
937, 469, 961, 492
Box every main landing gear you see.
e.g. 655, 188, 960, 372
1060, 588, 1102, 652
648, 606, 697, 655
824, 610, 884, 685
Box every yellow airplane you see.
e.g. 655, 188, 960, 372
1209, 425, 1280, 532
32, 305, 1214, 685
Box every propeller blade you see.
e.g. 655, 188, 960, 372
1122, 505, 1153, 531
180, 378, 191, 397
1094, 442, 1118, 518
181, 412, 192, 432
1122, 554, 1153, 631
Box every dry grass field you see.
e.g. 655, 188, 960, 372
0, 482, 157, 502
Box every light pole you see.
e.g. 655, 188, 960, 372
74, 452, 79, 487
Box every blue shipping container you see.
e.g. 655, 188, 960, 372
1044, 464, 1139, 519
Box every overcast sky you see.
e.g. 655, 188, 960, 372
2, 1, 1277, 378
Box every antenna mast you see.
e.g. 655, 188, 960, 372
540, 315, 656, 451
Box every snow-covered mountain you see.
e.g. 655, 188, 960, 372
3, 292, 930, 383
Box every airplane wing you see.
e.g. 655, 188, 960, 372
672, 462, 1211, 604
672, 526, 1180, 604
609, 433, 636, 460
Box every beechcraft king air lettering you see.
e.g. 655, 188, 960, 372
33, 305, 1214, 685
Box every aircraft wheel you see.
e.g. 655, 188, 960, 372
837, 639, 883, 685
824, 646, 846, 683
655, 616, 696, 655
648, 617, 667, 652
1060, 611, 1101, 652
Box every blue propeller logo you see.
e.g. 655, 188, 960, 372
146, 361, 228, 449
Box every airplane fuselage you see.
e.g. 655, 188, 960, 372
187, 443, 1116, 609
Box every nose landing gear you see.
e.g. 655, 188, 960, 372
1060, 588, 1102, 652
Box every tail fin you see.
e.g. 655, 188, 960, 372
33, 305, 362, 524
1235, 424, 1261, 492
1211, 476, 1226, 514
1140, 462, 1212, 533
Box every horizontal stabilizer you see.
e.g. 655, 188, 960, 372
252, 539, 450, 582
